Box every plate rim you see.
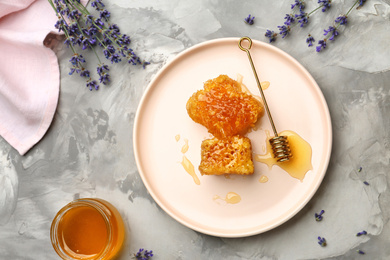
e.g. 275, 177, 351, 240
133, 37, 333, 237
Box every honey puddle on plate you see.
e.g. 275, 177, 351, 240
175, 134, 180, 142
259, 175, 269, 183
177, 135, 200, 185
213, 192, 241, 204
255, 130, 313, 181
181, 156, 200, 185
181, 138, 189, 153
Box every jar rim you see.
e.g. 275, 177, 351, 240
50, 198, 113, 260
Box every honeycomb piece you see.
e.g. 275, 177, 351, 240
199, 135, 254, 175
186, 75, 264, 139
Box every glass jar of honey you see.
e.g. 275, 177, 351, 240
50, 198, 125, 260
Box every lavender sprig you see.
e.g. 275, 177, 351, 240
244, 14, 255, 25
315, 209, 325, 221
133, 248, 154, 260
318, 236, 327, 247
316, 39, 327, 52
48, 0, 148, 91
265, 30, 278, 43
306, 34, 315, 47
315, 0, 364, 52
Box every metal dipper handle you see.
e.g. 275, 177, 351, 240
238, 37, 292, 162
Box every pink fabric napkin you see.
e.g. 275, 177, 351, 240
0, 0, 60, 155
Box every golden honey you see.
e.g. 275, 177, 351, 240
186, 75, 264, 139
51, 198, 125, 260
255, 130, 313, 181
213, 192, 242, 204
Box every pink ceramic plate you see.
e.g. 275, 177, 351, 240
133, 38, 332, 237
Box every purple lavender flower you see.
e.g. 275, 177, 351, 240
278, 25, 291, 38
110, 53, 121, 63
265, 30, 277, 42
359, 0, 366, 7
97, 64, 109, 75
318, 236, 327, 247
324, 26, 339, 40
316, 39, 327, 52
69, 66, 80, 75
244, 14, 255, 25
295, 11, 309, 27
103, 45, 115, 58
91, 0, 105, 11
126, 49, 141, 65
314, 209, 324, 221
69, 53, 85, 65
86, 80, 99, 91
117, 46, 128, 57
357, 250, 365, 255
86, 15, 94, 25
121, 34, 131, 45
291, 0, 305, 11
284, 14, 295, 25
116, 34, 131, 46
109, 24, 120, 33
64, 36, 74, 47
84, 34, 97, 45
68, 9, 81, 20
318, 0, 331, 12
101, 35, 113, 46
84, 27, 98, 37
97, 64, 110, 85
57, 4, 69, 16
81, 38, 91, 50
79, 68, 90, 78
306, 34, 315, 47
356, 230, 367, 236
54, 18, 67, 32
99, 73, 110, 84
103, 48, 113, 59
100, 10, 111, 21
142, 61, 150, 69
335, 15, 348, 25
134, 248, 154, 260
71, 35, 82, 46
68, 22, 80, 36
93, 18, 105, 29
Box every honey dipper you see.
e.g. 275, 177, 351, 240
238, 36, 292, 162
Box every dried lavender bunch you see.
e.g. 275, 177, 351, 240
48, 0, 149, 90
315, 0, 367, 52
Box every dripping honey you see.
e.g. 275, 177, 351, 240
51, 198, 125, 260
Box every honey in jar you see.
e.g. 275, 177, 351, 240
50, 198, 125, 260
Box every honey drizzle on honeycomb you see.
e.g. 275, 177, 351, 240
186, 75, 263, 139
